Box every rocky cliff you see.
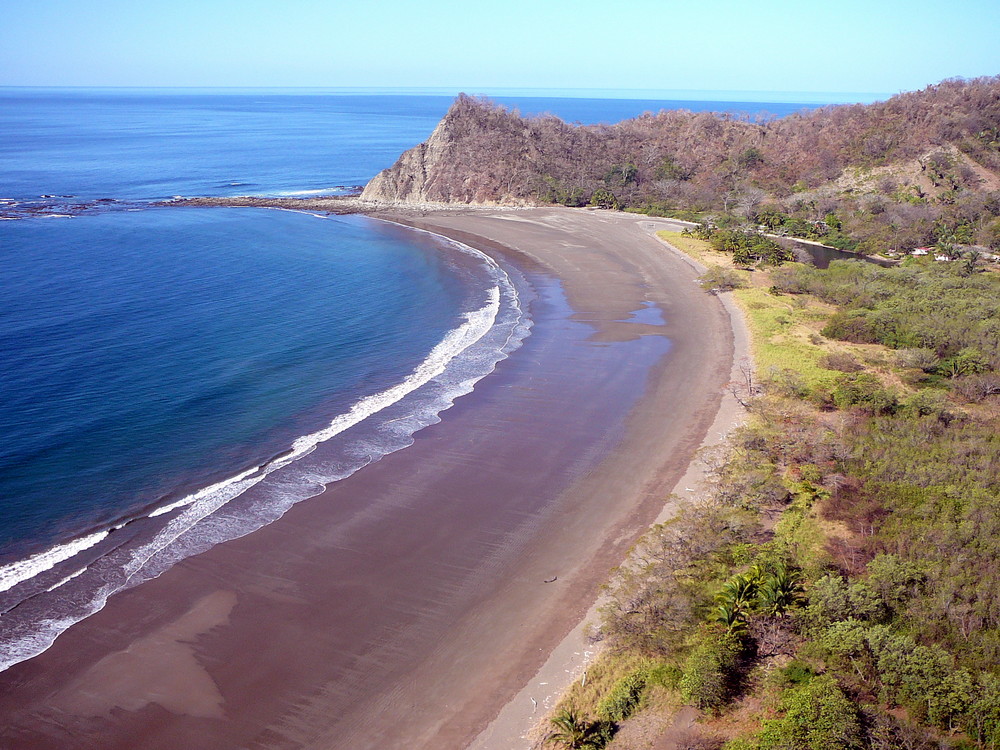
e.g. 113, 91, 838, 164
361, 119, 451, 204
361, 93, 541, 205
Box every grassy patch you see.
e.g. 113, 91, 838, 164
556, 651, 676, 718
657, 230, 901, 396
732, 288, 840, 393
656, 230, 733, 267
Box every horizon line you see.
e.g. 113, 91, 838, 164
0, 84, 892, 103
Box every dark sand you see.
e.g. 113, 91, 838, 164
0, 208, 733, 749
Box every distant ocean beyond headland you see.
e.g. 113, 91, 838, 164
0, 87, 862, 671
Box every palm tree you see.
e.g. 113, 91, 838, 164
757, 565, 802, 616
714, 572, 759, 632
713, 601, 748, 634
545, 707, 606, 749
718, 574, 758, 612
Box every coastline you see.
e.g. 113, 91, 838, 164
466, 224, 752, 750
0, 207, 738, 749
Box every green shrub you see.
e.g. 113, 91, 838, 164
643, 662, 682, 689
821, 310, 879, 344
756, 676, 863, 750
781, 660, 817, 685
589, 188, 620, 210
597, 671, 646, 722
679, 628, 745, 710
936, 347, 990, 378
831, 373, 897, 413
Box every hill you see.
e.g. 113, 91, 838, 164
363, 77, 1000, 255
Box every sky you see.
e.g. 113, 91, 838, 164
1, 0, 998, 96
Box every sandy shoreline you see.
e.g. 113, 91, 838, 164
0, 207, 736, 749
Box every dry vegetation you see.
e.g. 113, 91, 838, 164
368, 77, 1000, 257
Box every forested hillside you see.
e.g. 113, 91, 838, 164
363, 77, 1000, 256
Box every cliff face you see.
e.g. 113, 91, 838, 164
361, 119, 451, 204
361, 94, 540, 205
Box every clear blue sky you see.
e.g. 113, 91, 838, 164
2, 0, 998, 95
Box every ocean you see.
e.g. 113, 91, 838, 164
0, 87, 835, 671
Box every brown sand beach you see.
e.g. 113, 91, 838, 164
0, 207, 737, 749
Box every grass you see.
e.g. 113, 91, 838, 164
733, 288, 840, 393
656, 230, 727, 267
658, 230, 843, 392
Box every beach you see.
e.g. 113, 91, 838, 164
0, 207, 736, 749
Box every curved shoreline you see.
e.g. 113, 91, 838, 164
0, 207, 739, 750
358, 208, 742, 748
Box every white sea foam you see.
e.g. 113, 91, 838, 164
148, 464, 265, 518
45, 567, 87, 593
0, 530, 109, 594
136, 287, 497, 528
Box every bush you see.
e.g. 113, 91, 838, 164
951, 372, 1000, 402
644, 662, 682, 689
679, 628, 745, 710
597, 671, 646, 722
821, 311, 879, 344
781, 660, 818, 685
831, 373, 897, 413
755, 676, 863, 750
820, 351, 863, 373
700, 266, 748, 292
895, 347, 939, 372
936, 347, 990, 378
768, 265, 813, 294
589, 188, 620, 210
900, 390, 951, 419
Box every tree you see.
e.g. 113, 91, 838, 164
831, 373, 897, 413
738, 187, 767, 221
937, 347, 989, 377
709, 229, 793, 267
604, 162, 638, 187
589, 188, 620, 210
757, 565, 802, 616
655, 154, 692, 181
966, 672, 1000, 748
981, 217, 1000, 251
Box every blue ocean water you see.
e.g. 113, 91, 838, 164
0, 208, 477, 554
0, 87, 832, 670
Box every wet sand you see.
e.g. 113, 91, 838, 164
0, 208, 734, 749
